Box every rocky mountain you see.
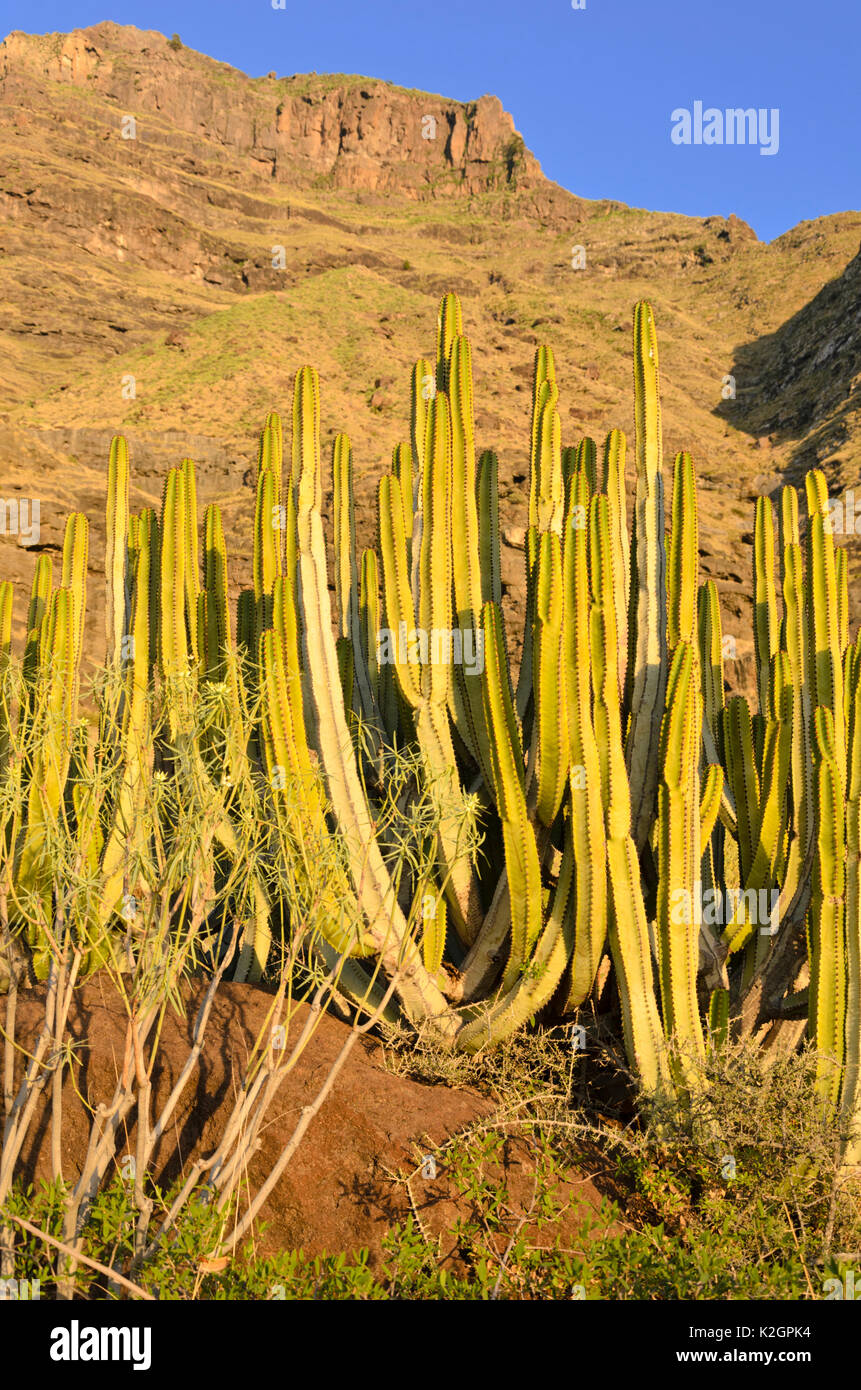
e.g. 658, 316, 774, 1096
0, 23, 552, 196
1, 22, 860, 699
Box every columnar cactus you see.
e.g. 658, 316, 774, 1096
2, 291, 860, 1155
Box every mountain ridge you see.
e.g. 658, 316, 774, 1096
0, 22, 558, 199
1, 22, 859, 696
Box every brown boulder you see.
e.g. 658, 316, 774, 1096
6, 978, 609, 1271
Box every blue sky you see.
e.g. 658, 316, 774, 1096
1, 0, 858, 241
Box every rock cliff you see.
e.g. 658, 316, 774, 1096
0, 23, 544, 195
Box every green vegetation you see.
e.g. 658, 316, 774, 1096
503, 134, 525, 173
3, 1031, 857, 1299
2, 292, 860, 1236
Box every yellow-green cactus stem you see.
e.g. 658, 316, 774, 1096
625, 301, 668, 853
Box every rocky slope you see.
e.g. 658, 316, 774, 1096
1, 22, 860, 698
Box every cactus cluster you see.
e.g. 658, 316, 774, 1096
1, 293, 859, 1158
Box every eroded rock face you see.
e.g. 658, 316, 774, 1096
0, 22, 542, 195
